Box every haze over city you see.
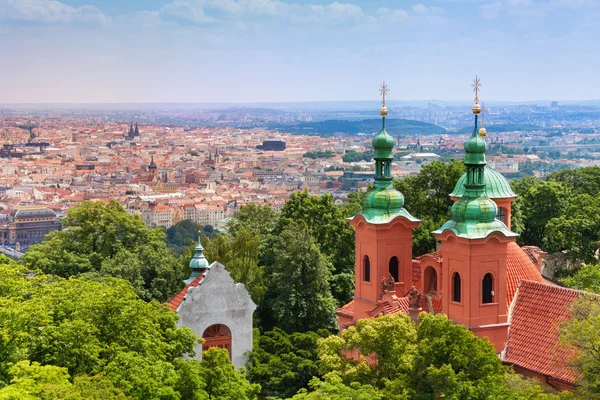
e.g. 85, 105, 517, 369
1, 0, 599, 103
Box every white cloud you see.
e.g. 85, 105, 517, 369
0, 0, 108, 24
158, 0, 398, 26
377, 7, 409, 22
412, 4, 445, 15
159, 1, 216, 23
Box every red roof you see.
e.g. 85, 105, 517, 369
506, 242, 546, 307
336, 300, 354, 318
167, 274, 205, 311
503, 280, 581, 384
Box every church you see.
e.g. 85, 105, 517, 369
336, 79, 582, 390
168, 237, 256, 368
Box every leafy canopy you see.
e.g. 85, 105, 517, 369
23, 200, 185, 302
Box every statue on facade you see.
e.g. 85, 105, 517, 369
408, 286, 421, 309
379, 273, 396, 299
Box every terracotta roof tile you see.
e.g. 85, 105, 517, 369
504, 281, 582, 384
167, 274, 205, 311
506, 242, 546, 307
336, 300, 354, 318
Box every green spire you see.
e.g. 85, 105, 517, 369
434, 77, 516, 239
186, 235, 210, 284
354, 82, 419, 225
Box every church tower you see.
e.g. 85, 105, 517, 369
348, 82, 420, 322
148, 156, 157, 178
433, 77, 517, 350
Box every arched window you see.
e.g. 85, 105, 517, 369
423, 266, 438, 294
497, 207, 506, 224
363, 255, 370, 282
482, 273, 494, 304
202, 324, 232, 356
389, 256, 399, 282
452, 272, 461, 303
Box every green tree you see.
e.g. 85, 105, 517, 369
560, 296, 600, 399
247, 328, 328, 399
318, 313, 417, 386
24, 200, 185, 302
0, 361, 129, 400
548, 166, 600, 197
198, 348, 260, 400
228, 203, 278, 240
410, 313, 509, 399
560, 264, 600, 293
313, 313, 535, 399
166, 219, 199, 254
263, 224, 337, 333
273, 191, 355, 304
545, 194, 600, 263
200, 228, 266, 305
518, 181, 568, 248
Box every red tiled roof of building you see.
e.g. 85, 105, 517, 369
503, 281, 582, 385
336, 300, 354, 318
506, 242, 546, 307
167, 274, 205, 311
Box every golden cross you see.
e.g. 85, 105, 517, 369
472, 75, 481, 104
379, 81, 389, 108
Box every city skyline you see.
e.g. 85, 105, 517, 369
1, 0, 598, 103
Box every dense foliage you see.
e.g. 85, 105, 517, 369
561, 296, 600, 399
303, 150, 334, 159
511, 167, 600, 263
247, 328, 329, 399
342, 150, 373, 163
292, 313, 566, 400
0, 257, 259, 399
23, 201, 186, 302
165, 219, 214, 254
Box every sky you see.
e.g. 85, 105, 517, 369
0, 0, 598, 103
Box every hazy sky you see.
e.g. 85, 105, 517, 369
0, 0, 598, 103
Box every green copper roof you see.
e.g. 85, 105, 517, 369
357, 180, 419, 224
450, 165, 516, 199
372, 122, 395, 160
434, 112, 516, 239
186, 238, 209, 284
351, 110, 419, 225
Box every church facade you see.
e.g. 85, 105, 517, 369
337, 80, 582, 390
168, 239, 256, 368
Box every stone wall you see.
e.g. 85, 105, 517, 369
177, 262, 256, 368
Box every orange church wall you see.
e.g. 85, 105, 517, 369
350, 215, 419, 322
436, 231, 512, 351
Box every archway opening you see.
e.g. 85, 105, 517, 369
389, 256, 399, 282
423, 266, 438, 294
202, 324, 232, 357
482, 273, 494, 304
452, 272, 461, 303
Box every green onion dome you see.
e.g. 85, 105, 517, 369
372, 127, 395, 159
451, 195, 497, 223
362, 181, 405, 215
463, 131, 487, 165
450, 165, 516, 199
189, 239, 209, 272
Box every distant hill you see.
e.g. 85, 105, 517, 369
266, 118, 446, 136
455, 124, 543, 134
